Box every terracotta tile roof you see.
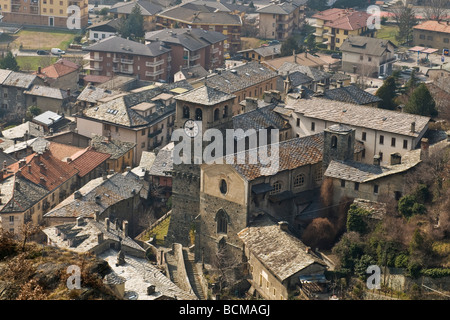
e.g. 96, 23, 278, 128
413, 20, 450, 34
7, 150, 79, 192
312, 8, 350, 21
324, 10, 371, 30
48, 142, 84, 161
34, 59, 80, 80
68, 147, 111, 177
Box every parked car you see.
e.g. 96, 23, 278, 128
51, 48, 65, 55
268, 40, 280, 45
36, 50, 49, 55
331, 53, 342, 59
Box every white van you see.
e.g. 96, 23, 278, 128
51, 48, 65, 55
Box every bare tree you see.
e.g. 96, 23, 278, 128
422, 0, 450, 21
390, 1, 417, 46
212, 244, 241, 292
19, 222, 42, 252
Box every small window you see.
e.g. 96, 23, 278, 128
368, 57, 372, 62
362, 132, 366, 141
391, 137, 396, 147
311, 122, 315, 132
331, 135, 337, 148
344, 30, 348, 35
379, 152, 383, 161
403, 139, 408, 149
374, 185, 379, 194
360, 55, 363, 61
9, 216, 14, 222
395, 191, 402, 200
444, 38, 449, 44
142, 129, 146, 136
296, 118, 300, 127
219, 179, 227, 195
354, 182, 359, 191
182, 106, 190, 119
294, 174, 305, 187
270, 181, 282, 194
419, 34, 425, 40
379, 135, 384, 145
314, 167, 323, 182
341, 180, 346, 188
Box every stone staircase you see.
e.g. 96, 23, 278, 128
182, 249, 207, 300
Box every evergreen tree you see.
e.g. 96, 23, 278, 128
375, 76, 398, 110
280, 36, 302, 57
0, 51, 19, 71
404, 83, 438, 117
305, 33, 316, 53
118, 4, 144, 39
404, 69, 418, 94
306, 0, 327, 11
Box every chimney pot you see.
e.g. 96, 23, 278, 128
373, 154, 381, 166
411, 121, 416, 133
105, 218, 110, 231
278, 221, 288, 231
122, 220, 129, 237
94, 210, 100, 222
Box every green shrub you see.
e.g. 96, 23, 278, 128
407, 262, 422, 278
346, 204, 369, 234
421, 268, 450, 278
394, 253, 409, 268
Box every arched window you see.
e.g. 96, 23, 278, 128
331, 135, 338, 148
219, 179, 227, 194
195, 108, 202, 120
182, 106, 190, 119
216, 209, 228, 234
294, 174, 305, 188
270, 181, 282, 194
214, 108, 220, 121
223, 105, 228, 118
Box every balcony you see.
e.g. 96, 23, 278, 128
145, 69, 164, 77
212, 47, 219, 54
188, 54, 200, 61
145, 59, 164, 67
84, 64, 103, 71
84, 53, 103, 62
120, 68, 134, 74
148, 128, 163, 138
112, 57, 120, 63
121, 58, 134, 64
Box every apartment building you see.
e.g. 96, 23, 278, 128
283, 96, 430, 166
1, 0, 88, 28
413, 20, 450, 53
145, 28, 227, 80
312, 8, 374, 51
83, 36, 172, 82
256, 0, 305, 40
155, 2, 242, 53
109, 0, 163, 31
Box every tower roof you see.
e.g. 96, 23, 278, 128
174, 85, 235, 106
327, 123, 353, 133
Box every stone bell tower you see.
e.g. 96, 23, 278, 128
165, 85, 235, 247
322, 123, 355, 169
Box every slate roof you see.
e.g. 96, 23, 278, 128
277, 62, 331, 82
256, 1, 298, 15
287, 71, 314, 87
1, 121, 45, 140
148, 142, 173, 177
24, 85, 68, 100
239, 44, 281, 58
322, 85, 382, 105
175, 85, 235, 106
145, 28, 227, 51
44, 219, 145, 254
339, 36, 396, 57
238, 216, 327, 282
86, 18, 121, 32
1, 70, 36, 89
177, 65, 209, 79
286, 97, 430, 138
233, 104, 291, 140
226, 133, 324, 181
0, 175, 49, 213
85, 36, 171, 57
110, 0, 164, 15
324, 148, 422, 183
44, 172, 143, 219
157, 3, 242, 25
90, 135, 136, 160
263, 52, 327, 70
77, 85, 122, 104
194, 62, 278, 94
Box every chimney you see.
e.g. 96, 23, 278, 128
270, 90, 281, 101
278, 221, 288, 232
244, 97, 258, 112
19, 159, 26, 168
2, 160, 7, 171
97, 233, 104, 244
38, 66, 41, 74
420, 138, 429, 159
27, 164, 31, 173
105, 217, 110, 231
122, 220, 129, 237
94, 209, 100, 222
390, 153, 402, 165
263, 91, 272, 103
40, 177, 46, 186
293, 50, 297, 63
102, 171, 108, 180
373, 154, 381, 166
411, 122, 415, 133
76, 216, 84, 227
67, 157, 72, 163
74, 190, 82, 199
305, 246, 312, 254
